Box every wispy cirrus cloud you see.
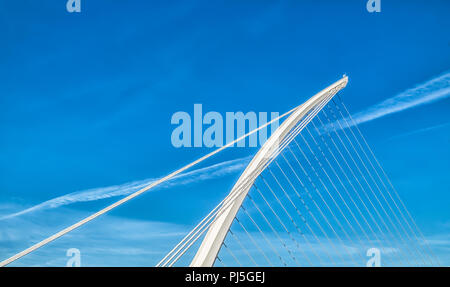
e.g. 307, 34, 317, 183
0, 207, 190, 266
0, 156, 251, 220
333, 71, 450, 129
385, 121, 450, 142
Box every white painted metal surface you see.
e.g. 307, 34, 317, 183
0, 96, 295, 268
190, 76, 348, 267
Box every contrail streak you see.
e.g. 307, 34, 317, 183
329, 71, 450, 130
385, 121, 450, 142
0, 156, 251, 220
0, 76, 345, 267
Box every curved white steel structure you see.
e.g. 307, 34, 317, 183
190, 76, 348, 267
1, 73, 439, 267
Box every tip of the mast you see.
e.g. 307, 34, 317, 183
341, 74, 349, 86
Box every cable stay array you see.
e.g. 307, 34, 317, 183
158, 77, 439, 267
0, 76, 438, 267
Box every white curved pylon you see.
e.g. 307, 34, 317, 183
190, 76, 348, 267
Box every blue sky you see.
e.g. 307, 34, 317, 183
0, 0, 449, 266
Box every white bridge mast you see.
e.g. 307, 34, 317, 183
190, 76, 348, 267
